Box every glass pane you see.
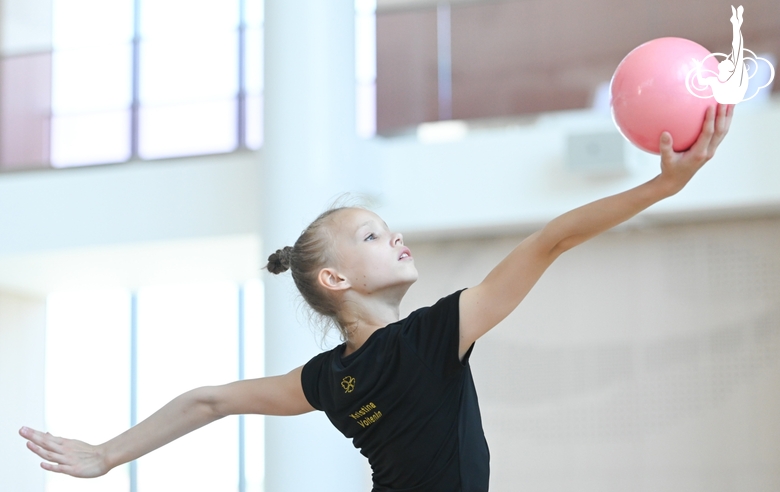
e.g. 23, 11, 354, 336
245, 94, 263, 150
1, 0, 54, 56
0, 53, 51, 170
355, 11, 376, 83
51, 110, 131, 167
52, 0, 134, 49
45, 289, 131, 492
244, 26, 263, 95
136, 282, 239, 492
140, 0, 239, 40
52, 44, 133, 115
356, 82, 376, 138
139, 100, 237, 159
245, 0, 264, 28
140, 33, 238, 106
355, 0, 377, 15
243, 280, 264, 380
243, 279, 265, 492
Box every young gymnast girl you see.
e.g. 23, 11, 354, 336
20, 103, 734, 491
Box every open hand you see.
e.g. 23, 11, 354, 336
19, 426, 109, 478
658, 103, 735, 195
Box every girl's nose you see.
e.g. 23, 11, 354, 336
393, 232, 404, 245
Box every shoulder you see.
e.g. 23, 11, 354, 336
303, 345, 341, 372
405, 289, 466, 326
399, 289, 468, 375
300, 346, 344, 411
302, 344, 348, 386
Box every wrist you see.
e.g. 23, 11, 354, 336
653, 173, 685, 198
98, 441, 118, 474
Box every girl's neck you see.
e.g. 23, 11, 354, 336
342, 286, 408, 356
343, 313, 398, 357
342, 328, 378, 357
342, 318, 392, 356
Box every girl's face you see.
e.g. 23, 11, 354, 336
327, 208, 418, 295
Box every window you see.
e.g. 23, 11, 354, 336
0, 0, 264, 172
45, 288, 132, 492
44, 280, 264, 492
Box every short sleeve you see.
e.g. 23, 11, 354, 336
301, 351, 329, 411
402, 288, 468, 379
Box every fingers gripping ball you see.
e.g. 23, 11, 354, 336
610, 37, 719, 154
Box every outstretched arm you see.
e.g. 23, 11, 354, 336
458, 103, 734, 358
20, 365, 313, 478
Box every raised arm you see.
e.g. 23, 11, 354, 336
458, 103, 734, 358
20, 365, 313, 478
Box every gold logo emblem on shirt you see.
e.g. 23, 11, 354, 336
341, 376, 356, 393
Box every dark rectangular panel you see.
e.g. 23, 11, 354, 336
376, 8, 439, 133
0, 53, 52, 170
450, 0, 655, 120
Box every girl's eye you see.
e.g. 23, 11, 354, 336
365, 233, 376, 241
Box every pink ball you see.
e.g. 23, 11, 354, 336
610, 37, 718, 154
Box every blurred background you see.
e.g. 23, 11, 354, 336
0, 0, 778, 491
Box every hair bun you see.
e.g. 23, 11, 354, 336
266, 246, 293, 274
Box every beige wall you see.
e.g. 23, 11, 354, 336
401, 216, 780, 492
0, 290, 47, 492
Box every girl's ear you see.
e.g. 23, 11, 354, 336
318, 267, 350, 292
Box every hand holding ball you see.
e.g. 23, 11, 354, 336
610, 37, 719, 154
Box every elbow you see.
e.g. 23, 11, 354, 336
531, 228, 567, 259
192, 386, 228, 420
536, 224, 582, 258
550, 236, 576, 257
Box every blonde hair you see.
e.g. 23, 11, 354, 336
265, 195, 375, 341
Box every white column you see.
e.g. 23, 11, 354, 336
262, 2, 370, 491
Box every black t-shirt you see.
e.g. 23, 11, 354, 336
301, 289, 490, 492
